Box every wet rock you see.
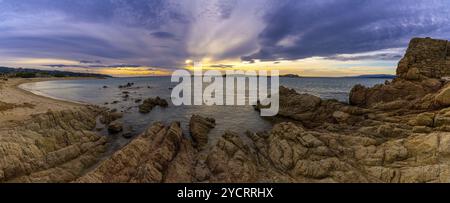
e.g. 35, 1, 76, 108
121, 126, 134, 139
138, 97, 168, 113
118, 82, 134, 89
100, 110, 123, 124
189, 115, 216, 148
108, 120, 123, 134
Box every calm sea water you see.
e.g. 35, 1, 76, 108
20, 77, 389, 148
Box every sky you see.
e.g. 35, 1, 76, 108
1, 0, 450, 77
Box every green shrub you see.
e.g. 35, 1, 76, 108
15, 72, 36, 78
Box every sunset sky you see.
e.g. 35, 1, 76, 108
1, 0, 450, 77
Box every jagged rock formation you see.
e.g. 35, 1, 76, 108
349, 78, 443, 108
76, 122, 195, 183
350, 38, 450, 109
397, 37, 450, 80
108, 120, 123, 134
99, 109, 123, 125
0, 107, 107, 183
138, 97, 168, 113
189, 115, 216, 148
76, 116, 450, 183
75, 38, 450, 183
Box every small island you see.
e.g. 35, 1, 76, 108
280, 74, 302, 78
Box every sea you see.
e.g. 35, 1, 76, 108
20, 76, 390, 149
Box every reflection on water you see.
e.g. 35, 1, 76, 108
20, 76, 389, 148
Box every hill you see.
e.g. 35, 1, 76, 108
0, 67, 111, 78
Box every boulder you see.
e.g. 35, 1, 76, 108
108, 121, 123, 134
349, 85, 367, 106
406, 67, 420, 80
259, 86, 344, 127
139, 97, 169, 113
435, 86, 450, 106
434, 108, 450, 127
332, 111, 350, 123
189, 115, 216, 148
100, 110, 123, 124
408, 112, 435, 127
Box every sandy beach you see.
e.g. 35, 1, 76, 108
0, 78, 91, 127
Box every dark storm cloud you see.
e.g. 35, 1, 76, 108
0, 35, 136, 59
150, 31, 177, 40
0, 0, 182, 28
79, 60, 102, 64
325, 53, 404, 61
44, 64, 143, 68
0, 0, 191, 68
242, 0, 450, 61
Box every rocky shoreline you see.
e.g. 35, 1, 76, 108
3, 37, 450, 183
76, 37, 450, 183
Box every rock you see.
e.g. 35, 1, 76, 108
397, 38, 450, 80
258, 86, 344, 127
406, 67, 420, 80
0, 108, 107, 183
100, 110, 123, 124
413, 126, 432, 133
434, 108, 450, 127
408, 112, 435, 127
108, 121, 123, 134
189, 115, 216, 148
121, 126, 134, 139
349, 79, 433, 108
138, 97, 169, 113
118, 82, 134, 89
435, 86, 450, 106
349, 85, 367, 106
103, 86, 108, 88
332, 111, 350, 123
122, 132, 133, 139
77, 122, 193, 183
